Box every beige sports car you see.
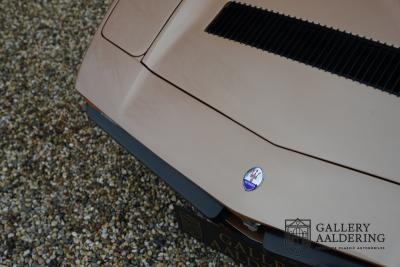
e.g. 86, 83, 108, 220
76, 1, 400, 266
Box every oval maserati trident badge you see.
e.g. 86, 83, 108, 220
243, 167, 264, 191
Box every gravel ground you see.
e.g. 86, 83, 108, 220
0, 1, 237, 266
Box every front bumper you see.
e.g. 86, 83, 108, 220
86, 104, 374, 267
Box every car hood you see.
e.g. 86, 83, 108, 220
140, 0, 400, 184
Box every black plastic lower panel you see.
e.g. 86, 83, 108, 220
176, 206, 307, 267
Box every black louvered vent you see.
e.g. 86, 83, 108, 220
206, 2, 400, 96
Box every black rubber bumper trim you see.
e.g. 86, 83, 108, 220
86, 105, 224, 219
263, 232, 376, 267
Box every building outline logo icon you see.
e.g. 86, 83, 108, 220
284, 218, 312, 256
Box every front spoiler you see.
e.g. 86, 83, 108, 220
85, 104, 373, 267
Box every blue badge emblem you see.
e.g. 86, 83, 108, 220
243, 167, 264, 191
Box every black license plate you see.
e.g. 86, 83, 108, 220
175, 206, 303, 267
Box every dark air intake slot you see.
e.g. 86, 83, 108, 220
206, 1, 400, 96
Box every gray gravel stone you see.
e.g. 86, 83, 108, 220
0, 0, 238, 266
